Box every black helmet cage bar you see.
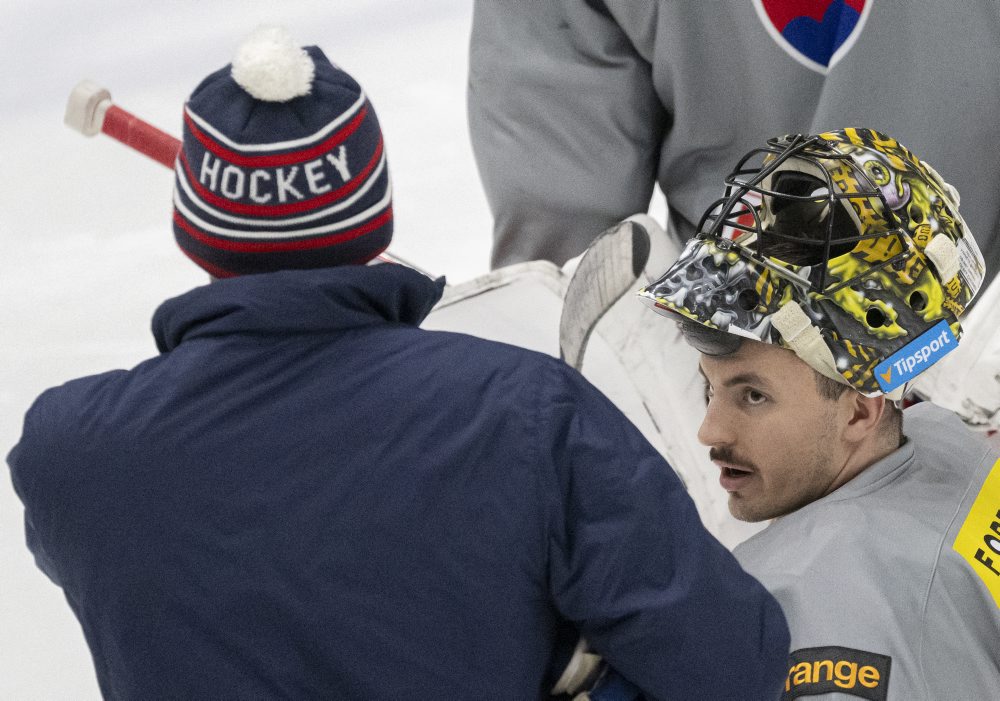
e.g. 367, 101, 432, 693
694, 134, 910, 295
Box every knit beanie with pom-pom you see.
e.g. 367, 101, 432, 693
172, 26, 392, 277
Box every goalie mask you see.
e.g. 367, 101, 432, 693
638, 128, 985, 397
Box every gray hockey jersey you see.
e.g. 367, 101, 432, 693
735, 402, 1000, 700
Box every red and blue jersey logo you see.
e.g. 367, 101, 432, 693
752, 0, 871, 73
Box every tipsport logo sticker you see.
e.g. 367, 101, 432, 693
752, 0, 872, 74
873, 320, 957, 393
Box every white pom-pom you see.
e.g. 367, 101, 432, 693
231, 26, 314, 102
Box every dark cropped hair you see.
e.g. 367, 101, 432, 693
677, 318, 743, 356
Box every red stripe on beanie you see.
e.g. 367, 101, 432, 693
173, 206, 393, 253
183, 104, 369, 169
179, 138, 384, 217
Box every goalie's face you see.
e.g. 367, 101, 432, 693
697, 341, 853, 522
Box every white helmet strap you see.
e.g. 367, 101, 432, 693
771, 302, 907, 400
771, 303, 847, 386
924, 233, 960, 285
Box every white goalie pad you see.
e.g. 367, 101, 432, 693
912, 272, 1000, 433
423, 217, 762, 549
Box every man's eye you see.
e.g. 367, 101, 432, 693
743, 389, 767, 405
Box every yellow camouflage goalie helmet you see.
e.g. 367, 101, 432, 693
638, 128, 985, 397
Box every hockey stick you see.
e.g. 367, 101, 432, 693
559, 215, 652, 370
64, 80, 181, 168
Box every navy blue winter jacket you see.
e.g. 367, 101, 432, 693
8, 263, 788, 700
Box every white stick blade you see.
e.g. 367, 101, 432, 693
560, 218, 652, 370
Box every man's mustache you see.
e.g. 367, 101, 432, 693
709, 447, 757, 473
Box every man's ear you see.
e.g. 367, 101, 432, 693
842, 392, 886, 443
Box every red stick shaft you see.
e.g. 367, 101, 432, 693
101, 104, 181, 169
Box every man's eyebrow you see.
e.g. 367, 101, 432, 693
721, 372, 771, 388
699, 364, 771, 389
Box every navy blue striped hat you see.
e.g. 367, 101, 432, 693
172, 27, 393, 277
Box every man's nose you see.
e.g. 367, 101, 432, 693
697, 398, 733, 447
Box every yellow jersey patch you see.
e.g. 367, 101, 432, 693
953, 458, 1000, 608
